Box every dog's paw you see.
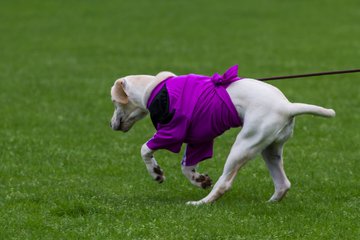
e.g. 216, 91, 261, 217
186, 200, 205, 206
193, 174, 212, 189
145, 161, 166, 184
153, 165, 165, 183
267, 187, 290, 202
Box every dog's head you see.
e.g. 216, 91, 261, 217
110, 76, 149, 132
110, 72, 176, 132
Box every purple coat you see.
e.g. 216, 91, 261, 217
146, 65, 243, 166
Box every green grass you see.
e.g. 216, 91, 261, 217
1, 0, 359, 239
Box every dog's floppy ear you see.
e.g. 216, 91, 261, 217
111, 78, 128, 104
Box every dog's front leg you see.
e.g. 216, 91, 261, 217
182, 165, 212, 189
141, 144, 165, 183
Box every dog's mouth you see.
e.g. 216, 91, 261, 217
110, 120, 131, 132
119, 125, 130, 132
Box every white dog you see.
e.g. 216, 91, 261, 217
110, 66, 335, 205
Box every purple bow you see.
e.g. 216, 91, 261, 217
211, 65, 240, 86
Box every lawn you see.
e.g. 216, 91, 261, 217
0, 0, 359, 239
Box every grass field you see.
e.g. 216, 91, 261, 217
0, 0, 359, 239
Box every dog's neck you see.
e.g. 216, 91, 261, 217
140, 72, 176, 110
125, 72, 176, 110
141, 78, 165, 109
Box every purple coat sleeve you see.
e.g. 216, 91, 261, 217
146, 114, 189, 153
181, 141, 214, 166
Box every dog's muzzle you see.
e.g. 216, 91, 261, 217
110, 119, 131, 132
110, 119, 122, 131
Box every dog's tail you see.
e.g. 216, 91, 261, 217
289, 103, 336, 118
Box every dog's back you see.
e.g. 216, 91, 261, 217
226, 78, 335, 120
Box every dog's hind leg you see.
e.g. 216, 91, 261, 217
262, 119, 295, 202
261, 119, 294, 202
186, 120, 279, 206
262, 142, 291, 202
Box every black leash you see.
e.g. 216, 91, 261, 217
258, 69, 360, 81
